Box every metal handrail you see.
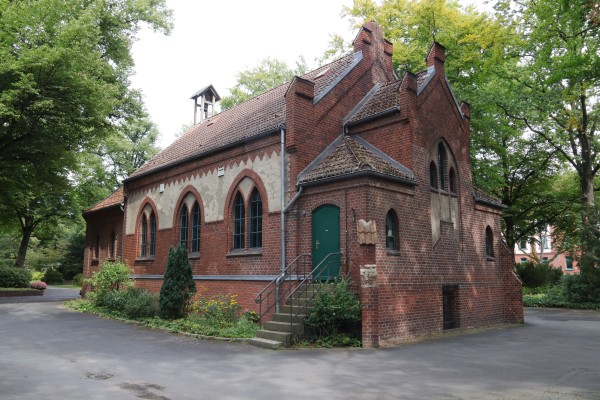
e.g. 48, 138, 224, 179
255, 254, 311, 325
285, 252, 343, 339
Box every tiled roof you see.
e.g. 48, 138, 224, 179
346, 81, 401, 125
127, 53, 359, 181
298, 135, 415, 185
473, 188, 506, 209
83, 187, 124, 214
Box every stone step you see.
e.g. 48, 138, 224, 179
247, 337, 283, 350
256, 329, 291, 346
272, 312, 306, 324
280, 304, 310, 315
263, 321, 304, 334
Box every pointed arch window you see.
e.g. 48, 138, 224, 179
191, 203, 201, 253
385, 210, 399, 250
449, 167, 456, 193
233, 192, 245, 249
485, 226, 494, 257
438, 143, 447, 190
140, 217, 147, 257
149, 212, 156, 256
109, 230, 116, 259
249, 189, 263, 248
179, 205, 188, 249
429, 162, 438, 188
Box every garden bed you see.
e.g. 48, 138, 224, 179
0, 288, 44, 297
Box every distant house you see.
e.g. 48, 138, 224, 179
82, 22, 523, 347
514, 226, 578, 274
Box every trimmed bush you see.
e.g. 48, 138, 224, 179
100, 288, 159, 319
72, 273, 83, 286
86, 260, 133, 304
305, 278, 361, 340
516, 261, 562, 288
160, 246, 196, 319
0, 267, 32, 288
562, 255, 600, 304
43, 268, 63, 285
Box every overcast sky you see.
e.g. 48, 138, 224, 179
130, 0, 485, 149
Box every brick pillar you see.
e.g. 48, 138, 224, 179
360, 264, 379, 348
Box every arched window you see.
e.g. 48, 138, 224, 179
140, 216, 147, 257
438, 143, 447, 190
191, 203, 201, 253
485, 226, 494, 257
109, 230, 116, 259
385, 210, 398, 250
94, 234, 100, 259
449, 167, 456, 193
233, 192, 245, 249
429, 162, 438, 188
179, 205, 188, 249
249, 189, 263, 248
149, 212, 156, 256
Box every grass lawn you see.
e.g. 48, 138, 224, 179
0, 287, 34, 291
50, 284, 82, 289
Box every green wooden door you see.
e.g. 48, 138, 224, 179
312, 205, 341, 280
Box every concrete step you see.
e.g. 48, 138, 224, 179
247, 337, 283, 350
280, 304, 310, 315
256, 329, 291, 346
263, 321, 304, 334
272, 312, 306, 324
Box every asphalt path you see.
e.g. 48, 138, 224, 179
0, 302, 599, 400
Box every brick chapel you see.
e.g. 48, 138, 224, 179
83, 22, 523, 347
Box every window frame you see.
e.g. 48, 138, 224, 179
438, 143, 447, 191
429, 162, 438, 189
233, 192, 245, 249
485, 226, 494, 258
249, 189, 263, 248
140, 216, 147, 257
149, 212, 156, 257
179, 204, 189, 250
385, 210, 399, 251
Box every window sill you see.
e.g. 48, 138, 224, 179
188, 252, 200, 259
135, 257, 155, 262
486, 256, 496, 262
226, 248, 263, 257
386, 249, 401, 256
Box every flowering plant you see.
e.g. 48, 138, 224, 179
30, 281, 48, 290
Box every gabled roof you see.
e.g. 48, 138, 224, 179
297, 135, 416, 186
345, 81, 401, 126
473, 188, 506, 209
83, 187, 124, 215
127, 53, 360, 181
190, 84, 221, 101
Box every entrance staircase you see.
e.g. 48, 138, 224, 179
248, 253, 342, 350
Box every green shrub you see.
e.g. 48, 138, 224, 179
72, 273, 83, 286
191, 293, 241, 324
516, 261, 563, 288
304, 278, 361, 340
0, 267, 32, 288
159, 246, 196, 319
86, 260, 133, 305
100, 288, 159, 319
43, 268, 63, 285
562, 256, 600, 304
30, 271, 44, 281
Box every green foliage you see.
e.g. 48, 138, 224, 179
30, 271, 44, 281
99, 288, 159, 319
305, 279, 362, 340
72, 273, 83, 287
220, 57, 308, 110
159, 246, 196, 319
86, 260, 133, 304
191, 293, 241, 324
42, 268, 63, 285
516, 261, 563, 288
0, 267, 32, 288
562, 256, 600, 304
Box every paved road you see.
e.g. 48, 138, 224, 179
0, 303, 599, 400
0, 286, 80, 304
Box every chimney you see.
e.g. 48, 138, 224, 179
190, 85, 221, 124
426, 42, 446, 74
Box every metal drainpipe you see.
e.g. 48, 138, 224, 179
277, 125, 286, 312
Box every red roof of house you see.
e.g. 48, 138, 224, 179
83, 187, 124, 215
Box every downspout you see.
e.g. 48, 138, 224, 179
276, 123, 304, 312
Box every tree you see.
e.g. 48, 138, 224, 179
494, 0, 600, 251
0, 0, 172, 267
220, 57, 308, 110
159, 246, 196, 319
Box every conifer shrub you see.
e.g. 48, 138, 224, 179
159, 246, 196, 319
516, 261, 562, 288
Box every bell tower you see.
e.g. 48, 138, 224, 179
191, 85, 220, 124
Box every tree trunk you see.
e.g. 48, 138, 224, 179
15, 222, 34, 269
579, 170, 596, 255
